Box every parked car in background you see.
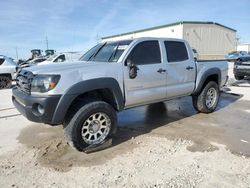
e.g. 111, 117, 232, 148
20, 53, 83, 69
17, 57, 48, 72
37, 52, 83, 65
234, 57, 250, 80
37, 53, 68, 65
225, 51, 250, 61
192, 48, 198, 61
0, 55, 17, 89
29, 57, 48, 64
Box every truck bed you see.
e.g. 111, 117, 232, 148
195, 60, 228, 91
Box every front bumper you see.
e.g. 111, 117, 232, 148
12, 87, 61, 125
234, 68, 250, 77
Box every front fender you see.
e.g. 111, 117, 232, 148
51, 78, 124, 124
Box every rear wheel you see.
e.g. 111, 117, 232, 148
0, 76, 12, 89
192, 81, 220, 113
234, 75, 244, 80
64, 101, 117, 151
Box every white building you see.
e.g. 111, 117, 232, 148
237, 44, 250, 52
102, 21, 237, 60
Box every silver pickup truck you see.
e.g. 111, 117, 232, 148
12, 37, 228, 151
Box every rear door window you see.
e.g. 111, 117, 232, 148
128, 40, 161, 65
0, 58, 5, 65
164, 41, 189, 63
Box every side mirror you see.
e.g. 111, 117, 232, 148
126, 59, 139, 79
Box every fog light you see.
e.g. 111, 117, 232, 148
37, 104, 45, 115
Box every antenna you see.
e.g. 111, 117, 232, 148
15, 47, 19, 60
46, 35, 49, 50
96, 34, 99, 44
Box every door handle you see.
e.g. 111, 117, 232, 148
186, 66, 194, 70
157, 68, 167, 73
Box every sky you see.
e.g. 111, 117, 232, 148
1, 0, 250, 59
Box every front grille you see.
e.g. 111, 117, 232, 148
16, 70, 33, 94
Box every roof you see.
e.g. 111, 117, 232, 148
102, 21, 237, 40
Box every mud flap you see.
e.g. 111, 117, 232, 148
83, 138, 113, 153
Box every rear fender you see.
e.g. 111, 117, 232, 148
193, 68, 221, 95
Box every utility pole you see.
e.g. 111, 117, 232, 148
46, 35, 49, 50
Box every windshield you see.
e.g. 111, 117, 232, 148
80, 40, 132, 62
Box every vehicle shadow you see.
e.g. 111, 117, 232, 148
112, 92, 242, 148
16, 91, 243, 171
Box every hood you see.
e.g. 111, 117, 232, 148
24, 60, 108, 74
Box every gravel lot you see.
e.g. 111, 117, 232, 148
0, 78, 250, 187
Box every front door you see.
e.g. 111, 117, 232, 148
124, 40, 167, 108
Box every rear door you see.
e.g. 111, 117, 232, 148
164, 40, 196, 99
124, 40, 167, 107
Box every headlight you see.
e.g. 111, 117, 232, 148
31, 75, 60, 93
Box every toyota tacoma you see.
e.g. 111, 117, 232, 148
12, 37, 228, 151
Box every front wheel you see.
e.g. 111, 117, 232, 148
192, 81, 220, 113
64, 101, 117, 151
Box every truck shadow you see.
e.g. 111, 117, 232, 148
17, 91, 243, 172
113, 92, 242, 147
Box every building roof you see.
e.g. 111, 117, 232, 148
102, 21, 237, 40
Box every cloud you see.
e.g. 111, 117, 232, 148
85, 1, 129, 45
0, 0, 250, 59
0, 0, 88, 58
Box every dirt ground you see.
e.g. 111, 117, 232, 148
0, 79, 250, 187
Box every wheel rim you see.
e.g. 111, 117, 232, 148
206, 87, 217, 108
81, 112, 111, 145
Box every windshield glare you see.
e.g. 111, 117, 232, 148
80, 40, 132, 62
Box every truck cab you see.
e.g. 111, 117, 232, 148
122, 38, 196, 107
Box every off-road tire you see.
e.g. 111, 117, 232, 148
234, 75, 244, 80
0, 76, 12, 89
192, 81, 220, 113
64, 101, 117, 151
